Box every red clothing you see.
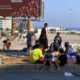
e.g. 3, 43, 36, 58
6, 41, 11, 46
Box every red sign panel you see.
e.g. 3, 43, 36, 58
0, 0, 39, 17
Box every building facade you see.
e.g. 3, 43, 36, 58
0, 17, 12, 30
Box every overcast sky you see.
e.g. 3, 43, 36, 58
34, 0, 80, 29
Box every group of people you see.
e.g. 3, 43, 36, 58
26, 23, 48, 56
26, 23, 80, 72
2, 22, 80, 72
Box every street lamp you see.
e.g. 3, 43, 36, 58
69, 9, 72, 34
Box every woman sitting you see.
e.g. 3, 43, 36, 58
64, 42, 76, 64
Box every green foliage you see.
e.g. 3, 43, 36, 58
0, 28, 3, 34
71, 32, 76, 34
0, 28, 3, 32
5, 28, 10, 31
15, 27, 24, 33
15, 27, 20, 31
19, 28, 24, 33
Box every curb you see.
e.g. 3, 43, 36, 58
0, 64, 80, 72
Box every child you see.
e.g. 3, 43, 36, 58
41, 50, 54, 72
3, 39, 11, 50
54, 48, 67, 70
3, 39, 7, 50
6, 39, 11, 50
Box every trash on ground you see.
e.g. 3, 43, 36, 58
64, 72, 73, 77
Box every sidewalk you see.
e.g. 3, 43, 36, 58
0, 71, 80, 80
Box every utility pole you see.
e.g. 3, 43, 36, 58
69, 9, 72, 34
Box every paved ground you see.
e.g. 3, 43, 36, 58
0, 34, 80, 50
0, 71, 80, 80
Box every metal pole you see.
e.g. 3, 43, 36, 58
69, 9, 72, 34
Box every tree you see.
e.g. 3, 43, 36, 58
19, 28, 24, 33
15, 27, 20, 31
5, 28, 10, 32
0, 28, 3, 34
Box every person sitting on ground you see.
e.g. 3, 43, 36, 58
65, 42, 76, 64
49, 37, 60, 51
26, 29, 38, 56
32, 40, 40, 50
3, 39, 11, 50
54, 48, 67, 70
65, 42, 75, 57
41, 50, 54, 72
29, 45, 44, 63
54, 32, 62, 46
76, 47, 80, 64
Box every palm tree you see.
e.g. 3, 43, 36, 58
0, 27, 3, 33
5, 28, 10, 32
0, 28, 3, 36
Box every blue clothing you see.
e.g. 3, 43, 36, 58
44, 54, 53, 59
67, 48, 74, 55
66, 47, 75, 58
27, 31, 34, 45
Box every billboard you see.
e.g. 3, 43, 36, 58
0, 0, 41, 17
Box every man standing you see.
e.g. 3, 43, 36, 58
27, 29, 38, 56
39, 23, 48, 51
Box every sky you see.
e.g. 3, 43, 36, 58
34, 0, 80, 29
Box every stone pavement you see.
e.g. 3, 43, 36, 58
0, 71, 80, 80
